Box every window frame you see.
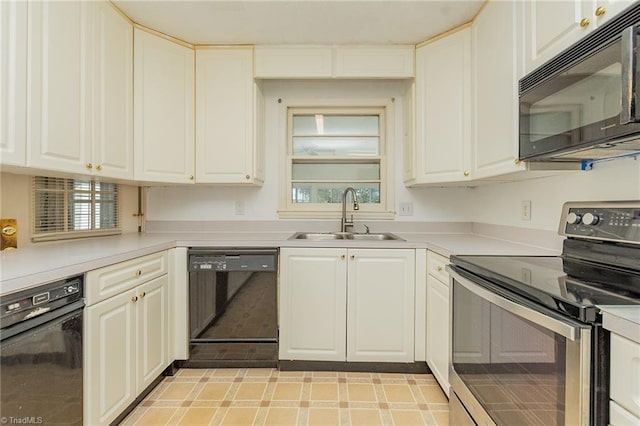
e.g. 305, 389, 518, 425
279, 99, 395, 219
32, 177, 121, 242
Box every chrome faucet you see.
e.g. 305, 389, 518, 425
341, 187, 359, 232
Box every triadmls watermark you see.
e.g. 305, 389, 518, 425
0, 417, 44, 425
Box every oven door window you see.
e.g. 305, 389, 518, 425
520, 39, 625, 158
452, 283, 569, 426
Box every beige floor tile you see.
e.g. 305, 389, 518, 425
158, 383, 197, 400
213, 369, 242, 377
197, 383, 232, 400
177, 407, 217, 425
350, 408, 383, 426
310, 383, 339, 401
384, 384, 415, 403
245, 368, 275, 377
277, 371, 306, 378
219, 407, 258, 425
263, 407, 299, 425
431, 410, 449, 426
177, 369, 207, 378
346, 372, 373, 379
234, 383, 267, 400
347, 383, 377, 402
311, 371, 338, 379
272, 383, 303, 401
307, 408, 340, 426
419, 385, 448, 404
135, 407, 176, 425
391, 409, 425, 426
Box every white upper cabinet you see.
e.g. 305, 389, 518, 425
471, 1, 525, 180
27, 1, 92, 174
408, 27, 472, 185
25, 1, 132, 178
1, 0, 27, 167
195, 48, 264, 184
524, 0, 635, 74
91, 1, 133, 180
134, 29, 195, 184
333, 46, 414, 78
254, 45, 414, 79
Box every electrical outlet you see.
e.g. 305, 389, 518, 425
235, 200, 245, 215
399, 202, 413, 216
521, 200, 532, 221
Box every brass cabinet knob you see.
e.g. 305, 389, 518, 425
131, 296, 138, 303
245, 174, 251, 180
580, 18, 590, 27
189, 175, 194, 180
96, 164, 102, 171
135, 270, 142, 277
86, 163, 93, 169
595, 6, 606, 16
340, 255, 345, 260
350, 255, 355, 260
140, 291, 146, 298
436, 266, 443, 272
463, 170, 470, 177
514, 158, 521, 165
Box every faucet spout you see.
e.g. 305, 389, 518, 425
341, 187, 359, 232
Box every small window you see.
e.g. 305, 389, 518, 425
283, 107, 393, 217
32, 177, 121, 241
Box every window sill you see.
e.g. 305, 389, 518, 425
32, 229, 122, 243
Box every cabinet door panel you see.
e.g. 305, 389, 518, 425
134, 29, 194, 183
137, 275, 169, 393
1, 0, 27, 166
426, 276, 450, 396
347, 249, 414, 362
92, 1, 133, 179
84, 290, 136, 426
279, 248, 347, 361
27, 1, 90, 173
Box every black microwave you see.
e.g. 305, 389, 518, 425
519, 3, 640, 162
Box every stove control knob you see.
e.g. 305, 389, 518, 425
566, 212, 581, 224
582, 212, 600, 226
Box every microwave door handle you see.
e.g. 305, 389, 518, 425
621, 24, 640, 124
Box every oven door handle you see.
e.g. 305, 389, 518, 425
448, 268, 583, 341
621, 24, 640, 124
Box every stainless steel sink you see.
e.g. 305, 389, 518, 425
288, 232, 404, 241
344, 233, 404, 241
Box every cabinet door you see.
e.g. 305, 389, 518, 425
196, 48, 262, 184
347, 249, 415, 362
279, 248, 347, 361
595, 0, 636, 27
1, 0, 27, 167
92, 1, 133, 180
134, 29, 194, 184
415, 28, 471, 184
84, 289, 136, 426
524, 0, 593, 73
27, 1, 91, 174
426, 275, 450, 396
136, 275, 169, 393
471, 1, 525, 180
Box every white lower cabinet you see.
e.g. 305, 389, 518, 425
85, 259, 169, 425
426, 251, 450, 395
610, 332, 640, 423
279, 248, 415, 363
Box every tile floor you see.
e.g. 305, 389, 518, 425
121, 368, 450, 425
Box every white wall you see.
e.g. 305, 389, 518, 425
0, 172, 141, 247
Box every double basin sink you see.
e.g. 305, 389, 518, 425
289, 232, 404, 241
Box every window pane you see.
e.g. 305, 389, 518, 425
292, 115, 379, 136
69, 193, 91, 231
34, 191, 65, 233
35, 177, 65, 190
292, 162, 380, 181
292, 183, 380, 204
292, 137, 379, 157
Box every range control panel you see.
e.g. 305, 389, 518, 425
560, 202, 640, 244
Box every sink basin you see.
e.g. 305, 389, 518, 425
344, 233, 404, 241
288, 232, 404, 241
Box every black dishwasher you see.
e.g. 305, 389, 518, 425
186, 248, 278, 367
0, 276, 84, 425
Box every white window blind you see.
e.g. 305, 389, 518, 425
32, 177, 121, 241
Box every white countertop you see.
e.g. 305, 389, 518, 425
0, 230, 559, 297
600, 306, 640, 344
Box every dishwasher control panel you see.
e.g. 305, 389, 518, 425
189, 250, 277, 272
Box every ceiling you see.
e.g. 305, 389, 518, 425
112, 1, 485, 46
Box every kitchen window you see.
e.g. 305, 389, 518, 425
32, 177, 120, 241
282, 107, 393, 218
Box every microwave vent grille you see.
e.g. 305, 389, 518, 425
520, 2, 640, 94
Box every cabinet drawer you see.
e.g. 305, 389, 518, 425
610, 333, 640, 419
427, 251, 449, 283
610, 400, 640, 426
85, 251, 168, 305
